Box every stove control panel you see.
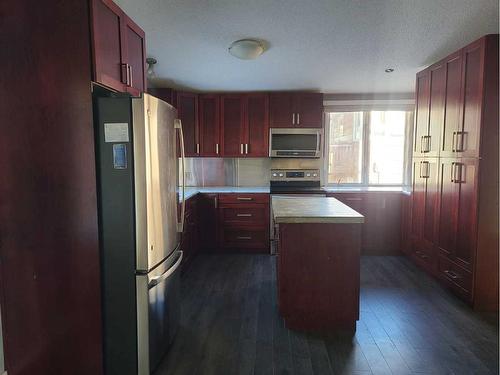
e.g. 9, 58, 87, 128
270, 169, 320, 181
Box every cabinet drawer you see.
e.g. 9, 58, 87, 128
220, 227, 268, 249
220, 206, 267, 225
218, 193, 269, 204
438, 256, 473, 297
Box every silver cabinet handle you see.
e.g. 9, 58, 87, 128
237, 197, 253, 201
292, 113, 295, 125
240, 143, 244, 154
245, 143, 249, 154
121, 63, 128, 85
452, 131, 457, 152
237, 236, 252, 240
149, 251, 183, 287
128, 65, 133, 87
196, 143, 200, 154
214, 196, 218, 209
236, 213, 252, 217
174, 119, 186, 233
216, 143, 219, 154
345, 198, 362, 201
297, 113, 300, 125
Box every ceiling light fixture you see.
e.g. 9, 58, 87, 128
228, 39, 265, 60
146, 57, 157, 78
385, 68, 395, 73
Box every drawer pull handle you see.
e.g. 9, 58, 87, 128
236, 213, 252, 217
444, 270, 460, 280
237, 236, 252, 240
237, 197, 253, 201
345, 198, 362, 201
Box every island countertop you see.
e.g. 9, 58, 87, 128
272, 196, 364, 224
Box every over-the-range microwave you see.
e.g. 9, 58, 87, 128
269, 128, 322, 158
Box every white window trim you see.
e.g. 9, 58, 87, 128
323, 110, 414, 188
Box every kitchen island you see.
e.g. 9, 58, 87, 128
273, 196, 364, 333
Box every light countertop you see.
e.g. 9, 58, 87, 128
272, 196, 365, 224
322, 186, 410, 193
181, 186, 270, 201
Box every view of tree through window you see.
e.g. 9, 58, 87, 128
327, 112, 364, 184
327, 111, 408, 185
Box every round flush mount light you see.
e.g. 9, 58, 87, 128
385, 68, 395, 73
228, 39, 265, 60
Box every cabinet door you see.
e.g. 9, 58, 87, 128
122, 15, 146, 96
436, 159, 458, 257
440, 52, 463, 157
295, 93, 323, 128
413, 71, 430, 156
459, 39, 485, 158
246, 93, 269, 157
177, 92, 198, 157
199, 95, 220, 156
91, 0, 126, 92
269, 93, 295, 127
221, 94, 245, 157
199, 194, 218, 252
454, 158, 478, 269
411, 158, 438, 268
427, 63, 446, 156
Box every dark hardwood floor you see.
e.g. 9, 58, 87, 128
155, 255, 499, 375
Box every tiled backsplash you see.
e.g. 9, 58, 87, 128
183, 158, 271, 186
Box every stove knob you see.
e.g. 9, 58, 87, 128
306, 173, 311, 177
313, 173, 318, 177
279, 173, 284, 177
272, 173, 278, 177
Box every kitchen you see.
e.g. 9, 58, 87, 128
1, 1, 499, 375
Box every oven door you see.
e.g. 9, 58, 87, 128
269, 128, 321, 158
270, 193, 326, 254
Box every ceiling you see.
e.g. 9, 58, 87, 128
115, 0, 498, 93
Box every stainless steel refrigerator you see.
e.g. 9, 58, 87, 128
94, 93, 186, 375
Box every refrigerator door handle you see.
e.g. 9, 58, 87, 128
149, 251, 183, 288
175, 119, 186, 233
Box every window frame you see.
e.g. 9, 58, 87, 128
323, 110, 414, 187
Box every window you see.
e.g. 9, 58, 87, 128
326, 110, 411, 186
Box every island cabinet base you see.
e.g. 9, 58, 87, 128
276, 223, 361, 333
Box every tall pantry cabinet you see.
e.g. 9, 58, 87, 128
407, 34, 499, 311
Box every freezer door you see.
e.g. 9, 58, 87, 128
136, 250, 183, 375
133, 94, 180, 272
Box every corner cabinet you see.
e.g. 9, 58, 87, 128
407, 34, 499, 311
91, 0, 146, 96
270, 92, 323, 128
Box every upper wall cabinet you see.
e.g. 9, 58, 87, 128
270, 92, 323, 128
91, 0, 146, 96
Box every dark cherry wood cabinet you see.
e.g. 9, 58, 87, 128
199, 95, 221, 156
217, 193, 270, 253
410, 158, 439, 271
407, 34, 499, 311
270, 92, 323, 128
221, 94, 245, 157
327, 192, 402, 255
1, 1, 103, 373
440, 51, 463, 157
91, 0, 146, 96
245, 93, 269, 157
177, 92, 199, 157
221, 94, 269, 157
198, 194, 218, 252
